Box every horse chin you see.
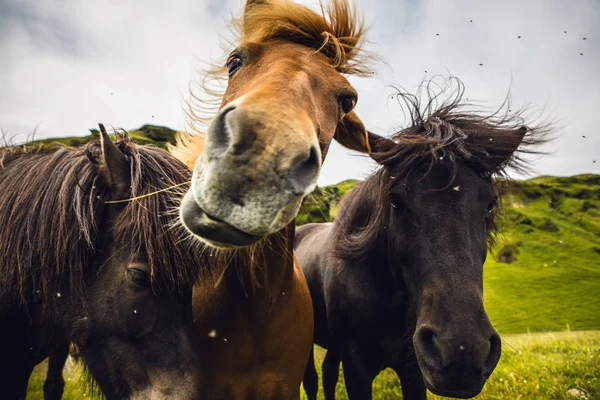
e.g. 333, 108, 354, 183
420, 368, 485, 399
180, 192, 262, 248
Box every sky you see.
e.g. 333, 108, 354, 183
1, 0, 598, 186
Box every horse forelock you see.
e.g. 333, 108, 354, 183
239, 0, 373, 75
376, 77, 552, 179
112, 142, 204, 293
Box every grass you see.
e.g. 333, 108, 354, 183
27, 331, 600, 399
26, 357, 92, 400
483, 175, 600, 334
300, 331, 600, 400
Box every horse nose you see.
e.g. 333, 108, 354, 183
204, 103, 237, 157
287, 145, 320, 196
483, 332, 501, 377
415, 326, 501, 375
207, 101, 321, 196
415, 327, 446, 368
207, 101, 268, 157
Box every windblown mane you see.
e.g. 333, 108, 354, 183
0, 139, 204, 305
333, 78, 552, 261
239, 0, 370, 75
169, 0, 373, 169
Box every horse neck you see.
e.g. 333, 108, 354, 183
252, 221, 296, 296
205, 221, 296, 298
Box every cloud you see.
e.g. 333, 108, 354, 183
1, 0, 598, 185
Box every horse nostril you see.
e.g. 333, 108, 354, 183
483, 333, 502, 377
417, 328, 444, 368
206, 105, 236, 157
287, 146, 320, 196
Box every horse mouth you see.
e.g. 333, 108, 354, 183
422, 372, 485, 399
180, 192, 261, 248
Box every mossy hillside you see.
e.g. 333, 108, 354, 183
27, 124, 178, 149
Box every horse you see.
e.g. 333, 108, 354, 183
170, 0, 377, 398
295, 83, 549, 399
0, 127, 205, 399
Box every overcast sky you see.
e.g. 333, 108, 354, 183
1, 0, 598, 185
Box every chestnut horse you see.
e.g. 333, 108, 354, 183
296, 83, 549, 399
0, 128, 204, 399
171, 0, 375, 398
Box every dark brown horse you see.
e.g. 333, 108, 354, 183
0, 128, 204, 399
171, 0, 376, 398
296, 82, 549, 399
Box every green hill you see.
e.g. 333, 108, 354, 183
26, 124, 178, 149
297, 174, 600, 334
296, 179, 359, 225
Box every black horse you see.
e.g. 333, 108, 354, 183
0, 127, 204, 399
296, 84, 548, 399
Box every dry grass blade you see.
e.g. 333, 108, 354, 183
105, 181, 191, 204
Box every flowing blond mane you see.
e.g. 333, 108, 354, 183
240, 0, 370, 75
169, 0, 372, 169
169, 131, 204, 170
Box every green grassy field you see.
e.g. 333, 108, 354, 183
301, 331, 600, 400
26, 331, 600, 399
483, 175, 600, 334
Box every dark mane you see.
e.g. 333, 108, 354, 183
371, 79, 551, 177
330, 175, 387, 262
333, 78, 552, 261
0, 139, 202, 305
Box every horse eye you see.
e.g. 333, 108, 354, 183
339, 96, 356, 115
128, 268, 150, 288
227, 55, 243, 76
487, 196, 498, 212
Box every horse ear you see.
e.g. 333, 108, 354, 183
484, 126, 528, 170
362, 131, 397, 165
98, 124, 131, 199
334, 111, 371, 153
366, 131, 395, 153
